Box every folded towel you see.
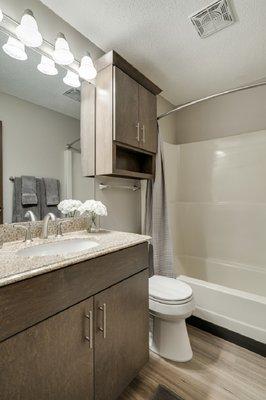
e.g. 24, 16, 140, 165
43, 178, 60, 206
21, 175, 38, 205
40, 179, 61, 218
12, 177, 41, 222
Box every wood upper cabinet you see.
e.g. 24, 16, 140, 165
114, 67, 139, 149
0, 298, 94, 400
114, 67, 158, 153
80, 50, 162, 179
138, 84, 158, 153
94, 270, 149, 400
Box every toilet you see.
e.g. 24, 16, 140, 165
149, 275, 195, 362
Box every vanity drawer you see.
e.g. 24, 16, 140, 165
0, 243, 148, 342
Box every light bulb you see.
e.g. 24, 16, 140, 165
37, 55, 58, 76
16, 9, 42, 48
53, 33, 74, 65
78, 52, 97, 81
63, 70, 80, 88
2, 37, 27, 61
0, 8, 3, 23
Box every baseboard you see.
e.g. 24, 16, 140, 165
187, 316, 266, 357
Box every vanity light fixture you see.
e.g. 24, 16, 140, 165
16, 9, 43, 48
53, 33, 74, 65
0, 8, 3, 23
78, 52, 97, 81
63, 70, 80, 88
37, 55, 58, 76
2, 36, 28, 61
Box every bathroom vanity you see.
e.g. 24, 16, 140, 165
0, 230, 149, 400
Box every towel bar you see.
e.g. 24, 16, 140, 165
99, 183, 140, 191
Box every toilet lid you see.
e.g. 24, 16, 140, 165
149, 275, 193, 304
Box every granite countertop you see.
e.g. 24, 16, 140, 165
0, 230, 150, 288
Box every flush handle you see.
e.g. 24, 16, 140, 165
98, 303, 107, 339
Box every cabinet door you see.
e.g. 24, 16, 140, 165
114, 66, 140, 149
138, 85, 158, 153
0, 298, 94, 400
94, 270, 149, 400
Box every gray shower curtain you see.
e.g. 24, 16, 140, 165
145, 133, 175, 277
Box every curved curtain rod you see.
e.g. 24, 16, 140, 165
157, 81, 266, 121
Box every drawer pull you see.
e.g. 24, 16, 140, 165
85, 311, 93, 349
141, 125, 146, 143
98, 303, 107, 339
136, 122, 140, 142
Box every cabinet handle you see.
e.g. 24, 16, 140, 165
85, 311, 93, 349
136, 122, 140, 142
98, 303, 107, 339
141, 125, 146, 143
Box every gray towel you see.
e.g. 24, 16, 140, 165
40, 179, 61, 219
43, 178, 60, 206
12, 177, 41, 222
21, 175, 38, 205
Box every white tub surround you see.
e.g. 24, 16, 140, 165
164, 130, 266, 344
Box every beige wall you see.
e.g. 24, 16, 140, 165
174, 85, 266, 144
157, 96, 178, 144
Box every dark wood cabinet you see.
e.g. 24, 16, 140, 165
114, 67, 139, 149
114, 66, 158, 154
0, 298, 94, 400
0, 244, 149, 400
94, 270, 149, 400
82, 51, 161, 179
139, 84, 158, 153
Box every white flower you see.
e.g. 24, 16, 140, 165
57, 199, 82, 215
78, 200, 107, 217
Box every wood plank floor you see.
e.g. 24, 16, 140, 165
119, 326, 266, 400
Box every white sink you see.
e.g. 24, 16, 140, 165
16, 238, 99, 257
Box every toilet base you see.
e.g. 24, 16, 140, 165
150, 316, 193, 362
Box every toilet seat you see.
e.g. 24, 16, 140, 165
149, 275, 193, 305
149, 295, 193, 305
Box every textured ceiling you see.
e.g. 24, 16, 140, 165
40, 0, 266, 105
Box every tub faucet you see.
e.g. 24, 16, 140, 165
41, 213, 56, 239
25, 211, 37, 222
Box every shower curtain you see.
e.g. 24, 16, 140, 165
145, 133, 175, 277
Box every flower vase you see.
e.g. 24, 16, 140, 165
87, 214, 99, 233
91, 215, 100, 232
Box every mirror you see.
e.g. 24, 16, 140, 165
0, 30, 94, 224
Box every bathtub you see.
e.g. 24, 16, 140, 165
179, 274, 266, 343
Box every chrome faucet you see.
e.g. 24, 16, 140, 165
41, 213, 56, 239
14, 224, 33, 243
25, 211, 37, 222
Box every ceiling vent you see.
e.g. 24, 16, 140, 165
63, 88, 81, 102
190, 0, 235, 38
